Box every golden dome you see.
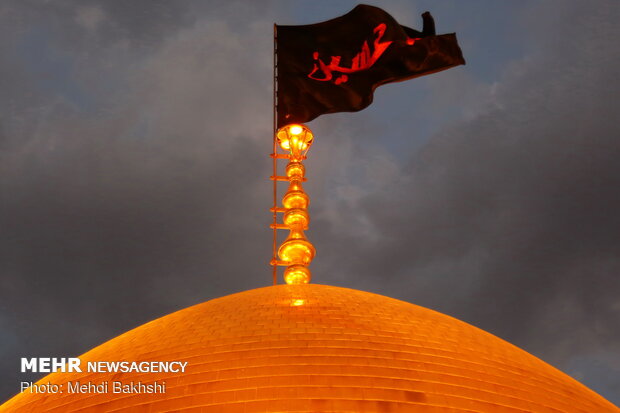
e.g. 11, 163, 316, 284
2, 284, 617, 412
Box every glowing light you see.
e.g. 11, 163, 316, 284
276, 124, 314, 161
289, 125, 303, 135
291, 298, 305, 306
279, 139, 290, 150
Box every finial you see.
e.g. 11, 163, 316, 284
270, 124, 315, 284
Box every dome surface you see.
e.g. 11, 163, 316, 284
2, 284, 618, 412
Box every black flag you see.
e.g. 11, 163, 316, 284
276, 4, 465, 128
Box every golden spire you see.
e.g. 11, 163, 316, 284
270, 124, 315, 284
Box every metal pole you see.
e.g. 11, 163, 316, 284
272, 24, 278, 286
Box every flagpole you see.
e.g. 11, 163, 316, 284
272, 23, 278, 286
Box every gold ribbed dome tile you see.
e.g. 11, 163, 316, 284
2, 284, 617, 412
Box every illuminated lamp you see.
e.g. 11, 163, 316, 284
276, 124, 313, 161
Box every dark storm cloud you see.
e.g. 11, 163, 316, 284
4, 0, 192, 48
1, 0, 618, 406
309, 0, 620, 402
0, 0, 277, 399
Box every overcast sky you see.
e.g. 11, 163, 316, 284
1, 0, 619, 406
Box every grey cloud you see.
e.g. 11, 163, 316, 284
1, 0, 619, 406
0, 0, 277, 399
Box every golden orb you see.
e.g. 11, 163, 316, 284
2, 284, 617, 412
283, 208, 309, 228
285, 162, 305, 178
282, 190, 309, 209
283, 265, 311, 284
277, 233, 316, 265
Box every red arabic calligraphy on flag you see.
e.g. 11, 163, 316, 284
276, 5, 465, 128
307, 23, 419, 85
